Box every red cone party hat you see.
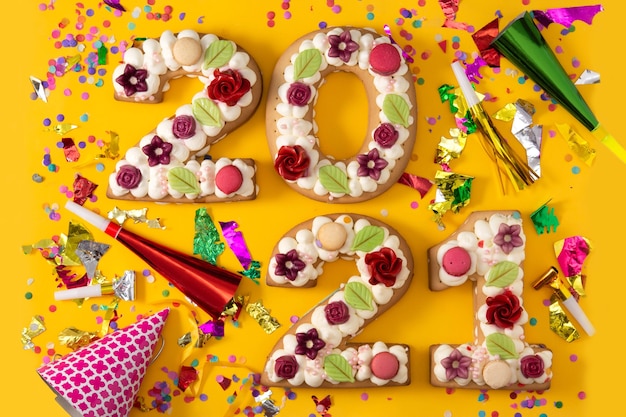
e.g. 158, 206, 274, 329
37, 308, 169, 417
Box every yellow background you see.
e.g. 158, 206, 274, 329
3, 0, 624, 416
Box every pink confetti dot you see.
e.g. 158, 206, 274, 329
228, 355, 237, 363
95, 316, 103, 324
38, 3, 47, 11
543, 299, 551, 306
81, 92, 90, 100
64, 88, 72, 96
572, 57, 580, 68
332, 5, 341, 13
290, 315, 299, 323
284, 11, 292, 19
42, 356, 51, 365
427, 117, 436, 125
578, 391, 586, 400
555, 45, 564, 54
570, 354, 578, 362
361, 393, 369, 400
410, 201, 418, 209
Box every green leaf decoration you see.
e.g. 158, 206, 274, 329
293, 49, 322, 80
202, 40, 235, 70
344, 281, 374, 311
351, 225, 384, 252
323, 354, 355, 383
167, 167, 201, 194
485, 333, 519, 359
485, 261, 520, 288
319, 165, 350, 194
382, 94, 410, 128
192, 98, 222, 127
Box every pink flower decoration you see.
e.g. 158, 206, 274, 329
494, 223, 523, 254
328, 30, 359, 63
357, 148, 388, 180
440, 348, 472, 380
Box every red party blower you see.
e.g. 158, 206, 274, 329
65, 201, 241, 319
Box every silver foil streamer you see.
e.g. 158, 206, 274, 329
113, 270, 135, 301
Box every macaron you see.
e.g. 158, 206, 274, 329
441, 246, 472, 277
172, 37, 203, 66
369, 43, 401, 76
482, 359, 512, 389
370, 351, 400, 380
215, 165, 243, 195
316, 222, 348, 251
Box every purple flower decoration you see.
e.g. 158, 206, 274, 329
295, 328, 326, 359
440, 349, 472, 380
274, 249, 306, 281
357, 148, 388, 180
493, 223, 524, 254
328, 30, 359, 63
115, 64, 148, 96
142, 135, 173, 167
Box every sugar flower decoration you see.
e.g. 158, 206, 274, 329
441, 348, 472, 380
274, 249, 306, 281
357, 149, 388, 180
328, 30, 359, 63
115, 64, 148, 96
295, 328, 325, 359
142, 135, 173, 166
494, 223, 523, 254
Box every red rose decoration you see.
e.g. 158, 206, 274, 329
485, 289, 523, 329
207, 69, 251, 106
274, 355, 299, 379
274, 145, 310, 181
364, 247, 403, 287
520, 355, 545, 379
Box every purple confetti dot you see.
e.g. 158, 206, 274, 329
319, 21, 327, 29
43, 118, 51, 126
81, 92, 90, 100
361, 392, 369, 400
570, 354, 578, 362
56, 114, 65, 122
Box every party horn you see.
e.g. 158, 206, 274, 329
65, 201, 241, 319
491, 11, 626, 163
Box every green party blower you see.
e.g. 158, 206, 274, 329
491, 11, 626, 163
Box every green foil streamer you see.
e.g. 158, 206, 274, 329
240, 260, 261, 285
549, 294, 580, 342
193, 208, 224, 265
428, 171, 474, 228
530, 201, 559, 234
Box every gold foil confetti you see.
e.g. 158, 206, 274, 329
46, 124, 78, 135
493, 102, 518, 122
435, 129, 467, 166
65, 222, 95, 266
21, 315, 46, 350
428, 170, 474, 229
58, 327, 100, 350
107, 207, 164, 229
549, 294, 580, 342
246, 300, 281, 334
556, 123, 596, 166
104, 131, 121, 160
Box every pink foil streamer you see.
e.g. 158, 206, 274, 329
464, 56, 488, 83
62, 138, 80, 162
556, 236, 591, 278
532, 5, 604, 28
439, 0, 471, 30
198, 319, 225, 337
382, 24, 414, 63
397, 173, 434, 198
219, 221, 253, 270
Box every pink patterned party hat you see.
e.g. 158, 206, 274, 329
37, 308, 169, 417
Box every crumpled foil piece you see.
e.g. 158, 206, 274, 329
246, 300, 281, 334
21, 316, 46, 350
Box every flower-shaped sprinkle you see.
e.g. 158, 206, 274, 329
440, 349, 472, 380
115, 64, 149, 97
142, 135, 173, 167
328, 30, 359, 63
356, 149, 388, 180
295, 328, 326, 359
493, 223, 523, 254
274, 249, 306, 281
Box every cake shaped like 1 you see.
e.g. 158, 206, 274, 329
108, 30, 263, 203
428, 211, 552, 390
261, 214, 414, 388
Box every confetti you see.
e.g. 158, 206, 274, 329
246, 300, 281, 334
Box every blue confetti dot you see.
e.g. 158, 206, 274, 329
96, 163, 105, 172
86, 9, 94, 16
452, 36, 461, 42
412, 20, 422, 28
80, 113, 89, 122
191, 359, 199, 367
572, 166, 581, 174
530, 317, 537, 326
366, 12, 374, 20
518, 76, 526, 84
199, 393, 208, 401
128, 22, 136, 30
478, 411, 486, 417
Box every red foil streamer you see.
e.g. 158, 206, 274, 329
72, 174, 98, 205
177, 366, 198, 391
105, 222, 242, 319
62, 138, 80, 162
472, 18, 500, 67
397, 172, 433, 198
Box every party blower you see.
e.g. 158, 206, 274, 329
491, 11, 626, 163
64, 201, 241, 319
